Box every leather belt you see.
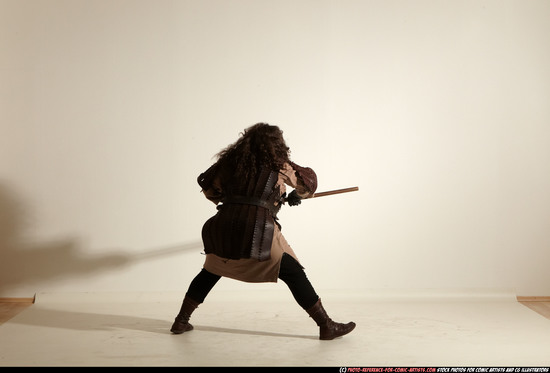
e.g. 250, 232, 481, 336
223, 195, 280, 216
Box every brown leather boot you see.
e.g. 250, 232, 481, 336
306, 298, 356, 340
170, 296, 200, 334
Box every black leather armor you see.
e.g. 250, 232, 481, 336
198, 162, 317, 262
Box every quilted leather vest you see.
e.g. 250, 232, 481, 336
201, 167, 282, 262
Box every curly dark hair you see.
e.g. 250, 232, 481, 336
215, 123, 290, 181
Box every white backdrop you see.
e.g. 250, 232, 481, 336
1, 0, 549, 298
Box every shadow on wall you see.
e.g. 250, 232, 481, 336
0, 183, 202, 297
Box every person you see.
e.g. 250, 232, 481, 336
170, 123, 355, 340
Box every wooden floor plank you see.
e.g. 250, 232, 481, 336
519, 301, 550, 320
0, 302, 33, 324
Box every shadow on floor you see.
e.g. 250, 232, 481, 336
7, 306, 318, 340
194, 324, 317, 340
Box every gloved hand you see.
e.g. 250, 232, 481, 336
287, 190, 302, 206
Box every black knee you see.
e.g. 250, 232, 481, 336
186, 268, 221, 303
278, 253, 319, 309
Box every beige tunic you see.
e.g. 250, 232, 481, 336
202, 162, 313, 283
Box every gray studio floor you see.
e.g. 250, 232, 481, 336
1, 289, 550, 367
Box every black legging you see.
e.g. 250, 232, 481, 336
185, 253, 319, 310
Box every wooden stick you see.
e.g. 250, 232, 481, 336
283, 186, 359, 202
309, 186, 359, 199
